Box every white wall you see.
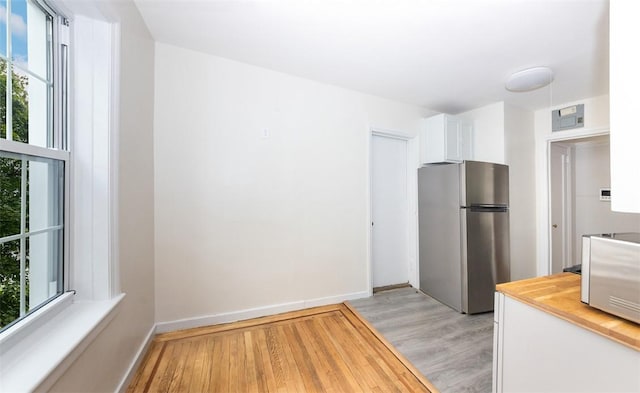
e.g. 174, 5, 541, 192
534, 95, 610, 276
504, 104, 537, 280
49, 1, 156, 391
572, 140, 640, 263
362, 95, 434, 138
153, 43, 427, 326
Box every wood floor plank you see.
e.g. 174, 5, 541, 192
282, 323, 325, 392
126, 341, 165, 393
274, 324, 308, 392
146, 341, 177, 393
262, 326, 287, 392
173, 341, 194, 392
250, 329, 271, 393
187, 337, 209, 393
173, 341, 191, 392
155, 341, 183, 393
295, 318, 343, 392
307, 316, 363, 392
218, 334, 232, 391
208, 336, 225, 391
225, 334, 237, 392
228, 333, 245, 392
242, 331, 259, 391
128, 303, 436, 393
319, 315, 379, 391
254, 328, 281, 393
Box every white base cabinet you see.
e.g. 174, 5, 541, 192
420, 113, 473, 164
493, 293, 640, 393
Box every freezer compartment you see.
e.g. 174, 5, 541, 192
461, 161, 509, 207
462, 208, 511, 314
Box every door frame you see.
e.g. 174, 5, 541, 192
367, 129, 419, 296
549, 142, 573, 273
539, 128, 609, 275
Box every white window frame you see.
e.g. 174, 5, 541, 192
0, 0, 69, 330
0, 3, 123, 391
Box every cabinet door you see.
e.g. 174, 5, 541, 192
421, 114, 446, 164
445, 117, 460, 161
610, 0, 640, 213
459, 121, 473, 160
494, 295, 640, 393
421, 114, 474, 164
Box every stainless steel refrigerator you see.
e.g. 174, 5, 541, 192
418, 161, 510, 314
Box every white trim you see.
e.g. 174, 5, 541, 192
68, 15, 118, 301
365, 125, 374, 296
109, 22, 121, 296
545, 127, 609, 143
0, 225, 64, 243
155, 291, 369, 334
115, 324, 156, 393
5, 0, 13, 141
0, 292, 74, 351
548, 143, 572, 274
0, 139, 70, 161
0, 294, 125, 393
372, 128, 412, 140
406, 136, 420, 289
492, 292, 505, 393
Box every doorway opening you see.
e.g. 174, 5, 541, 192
548, 134, 640, 273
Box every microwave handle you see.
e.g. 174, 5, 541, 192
581, 236, 591, 304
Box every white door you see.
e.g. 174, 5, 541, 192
550, 143, 572, 273
372, 135, 409, 288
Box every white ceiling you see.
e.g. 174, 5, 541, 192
134, 0, 609, 114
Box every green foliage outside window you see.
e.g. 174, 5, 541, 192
0, 59, 30, 329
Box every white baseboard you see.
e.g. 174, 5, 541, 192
155, 290, 370, 334
115, 324, 156, 393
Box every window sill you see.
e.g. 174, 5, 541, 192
0, 293, 125, 392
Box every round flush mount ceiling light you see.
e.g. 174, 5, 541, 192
505, 66, 554, 92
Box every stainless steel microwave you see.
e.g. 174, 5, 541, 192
581, 233, 640, 324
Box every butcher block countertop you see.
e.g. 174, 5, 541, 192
496, 272, 640, 352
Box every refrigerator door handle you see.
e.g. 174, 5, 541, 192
460, 208, 469, 313
466, 205, 509, 213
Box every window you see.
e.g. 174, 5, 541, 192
0, 0, 67, 332
0, 10, 122, 391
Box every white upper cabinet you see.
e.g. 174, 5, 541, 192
610, 0, 640, 213
420, 113, 474, 164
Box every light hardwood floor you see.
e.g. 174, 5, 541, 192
127, 303, 437, 392
349, 287, 494, 393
